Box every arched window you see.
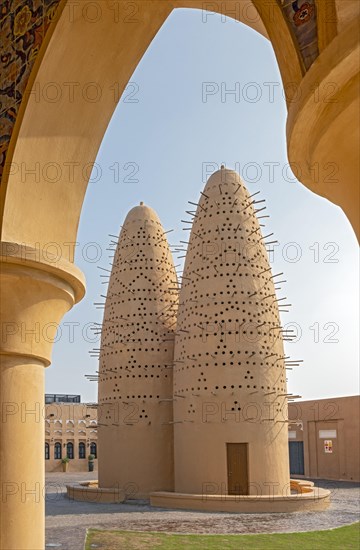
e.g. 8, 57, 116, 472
45, 442, 50, 460
66, 442, 74, 459
90, 442, 97, 458
54, 442, 62, 460
79, 442, 86, 459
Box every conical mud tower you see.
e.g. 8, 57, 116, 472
173, 168, 290, 497
98, 203, 178, 497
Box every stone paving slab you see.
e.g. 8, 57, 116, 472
45, 473, 360, 550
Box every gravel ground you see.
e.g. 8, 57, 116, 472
45, 472, 359, 550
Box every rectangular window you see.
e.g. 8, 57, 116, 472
54, 443, 62, 460
79, 443, 86, 459
319, 429, 337, 438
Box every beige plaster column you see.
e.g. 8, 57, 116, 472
0, 242, 85, 550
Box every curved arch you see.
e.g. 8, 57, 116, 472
0, 2, 302, 261
287, 17, 360, 236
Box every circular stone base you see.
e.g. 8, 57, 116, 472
149, 480, 331, 513
66, 479, 330, 512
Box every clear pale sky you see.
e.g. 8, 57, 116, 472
46, 9, 359, 403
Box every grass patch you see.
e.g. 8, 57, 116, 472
86, 522, 360, 549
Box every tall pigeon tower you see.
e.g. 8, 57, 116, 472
173, 168, 290, 497
98, 203, 178, 497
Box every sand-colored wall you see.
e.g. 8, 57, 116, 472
288, 395, 360, 481
335, 0, 360, 33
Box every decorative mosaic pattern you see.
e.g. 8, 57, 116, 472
278, 0, 319, 70
0, 0, 61, 181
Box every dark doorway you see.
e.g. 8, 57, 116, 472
289, 441, 305, 475
226, 443, 249, 495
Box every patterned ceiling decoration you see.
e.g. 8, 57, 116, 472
277, 0, 319, 71
0, 0, 61, 182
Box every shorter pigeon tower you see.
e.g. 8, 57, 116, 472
98, 203, 178, 498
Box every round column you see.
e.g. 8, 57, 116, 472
0, 242, 85, 550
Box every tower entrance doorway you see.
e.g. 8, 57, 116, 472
226, 443, 249, 495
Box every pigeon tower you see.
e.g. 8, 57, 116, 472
173, 168, 290, 496
98, 203, 178, 497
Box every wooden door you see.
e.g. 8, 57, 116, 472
227, 443, 249, 495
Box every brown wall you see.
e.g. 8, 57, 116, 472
288, 395, 360, 481
45, 402, 98, 472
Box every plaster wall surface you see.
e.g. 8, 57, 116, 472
335, 0, 360, 33
288, 395, 360, 481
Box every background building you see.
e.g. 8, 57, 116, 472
45, 395, 98, 472
288, 395, 359, 482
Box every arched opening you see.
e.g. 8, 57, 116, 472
54, 442, 62, 460
66, 442, 74, 460
45, 442, 50, 460
78, 442, 86, 459
0, 3, 301, 259
90, 442, 97, 458
1, 1, 357, 247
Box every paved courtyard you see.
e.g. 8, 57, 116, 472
45, 472, 359, 549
